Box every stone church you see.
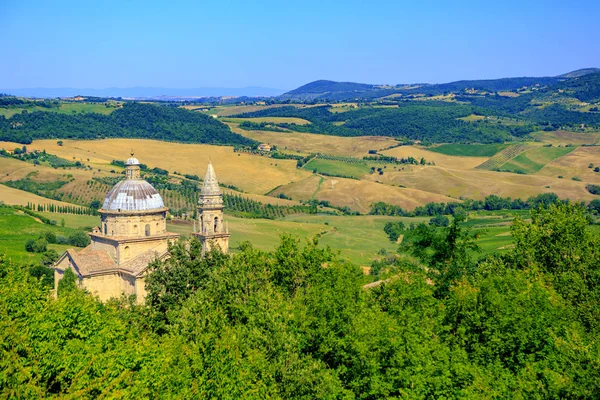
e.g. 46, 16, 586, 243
53, 154, 230, 303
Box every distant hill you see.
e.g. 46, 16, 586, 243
557, 68, 600, 79
280, 68, 600, 101
0, 86, 285, 99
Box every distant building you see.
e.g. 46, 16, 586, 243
54, 155, 229, 303
257, 143, 272, 152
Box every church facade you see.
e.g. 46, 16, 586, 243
54, 155, 228, 303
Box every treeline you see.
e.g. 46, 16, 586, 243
27, 202, 97, 216
223, 194, 320, 219
0, 102, 256, 146
232, 102, 535, 143
369, 192, 591, 217
0, 96, 59, 108
3, 204, 600, 397
238, 121, 287, 132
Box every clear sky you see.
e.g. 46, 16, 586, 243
1, 0, 598, 90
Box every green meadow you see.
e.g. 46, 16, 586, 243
499, 146, 576, 174
303, 158, 371, 179
0, 207, 78, 264
427, 143, 510, 157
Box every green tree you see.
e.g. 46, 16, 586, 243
509, 203, 600, 331
68, 231, 90, 247
57, 267, 78, 295
403, 216, 480, 297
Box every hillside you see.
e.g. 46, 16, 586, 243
0, 102, 256, 146
279, 80, 378, 101
279, 68, 600, 101
557, 67, 600, 78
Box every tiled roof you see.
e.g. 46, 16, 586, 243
121, 249, 167, 276
67, 247, 118, 276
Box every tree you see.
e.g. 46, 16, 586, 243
40, 249, 59, 266
89, 199, 102, 210
68, 231, 90, 247
403, 215, 480, 298
57, 267, 78, 295
508, 203, 600, 331
429, 214, 449, 227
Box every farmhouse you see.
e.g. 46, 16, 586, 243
258, 143, 272, 152
53, 154, 229, 303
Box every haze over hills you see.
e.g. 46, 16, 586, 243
0, 86, 286, 99
3, 68, 599, 101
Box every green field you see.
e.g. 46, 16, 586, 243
39, 212, 98, 229
427, 143, 510, 157
0, 103, 115, 118
0, 207, 80, 264
303, 158, 371, 179
499, 146, 576, 174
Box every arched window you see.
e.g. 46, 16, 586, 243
145, 224, 150, 236
214, 217, 219, 233
124, 246, 130, 259
133, 224, 138, 234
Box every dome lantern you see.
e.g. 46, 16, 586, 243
125, 151, 141, 180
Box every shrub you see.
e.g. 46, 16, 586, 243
68, 231, 91, 247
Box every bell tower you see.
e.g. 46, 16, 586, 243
192, 161, 230, 253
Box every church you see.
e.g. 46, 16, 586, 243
53, 154, 230, 303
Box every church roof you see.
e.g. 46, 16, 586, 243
65, 247, 118, 276
201, 161, 221, 196
102, 179, 165, 211
126, 157, 140, 166
102, 154, 165, 212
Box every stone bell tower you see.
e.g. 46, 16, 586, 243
192, 161, 230, 253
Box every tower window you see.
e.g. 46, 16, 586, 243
214, 217, 219, 232
145, 224, 150, 236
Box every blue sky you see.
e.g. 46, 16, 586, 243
1, 0, 598, 90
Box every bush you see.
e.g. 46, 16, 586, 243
25, 238, 48, 253
43, 231, 57, 244
68, 231, 91, 247
586, 184, 600, 195
429, 214, 450, 227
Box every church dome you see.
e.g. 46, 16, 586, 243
101, 154, 164, 212
126, 156, 140, 166
102, 179, 165, 212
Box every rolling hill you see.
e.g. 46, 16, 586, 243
280, 68, 600, 101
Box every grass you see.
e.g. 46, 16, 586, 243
531, 130, 600, 146
56, 103, 115, 115
167, 214, 424, 265
270, 175, 456, 213
0, 103, 115, 118
303, 158, 371, 179
229, 123, 399, 157
499, 146, 576, 174
0, 183, 85, 208
221, 117, 311, 125
20, 139, 312, 195
428, 143, 510, 157
39, 212, 98, 229
0, 206, 78, 264
381, 146, 488, 169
